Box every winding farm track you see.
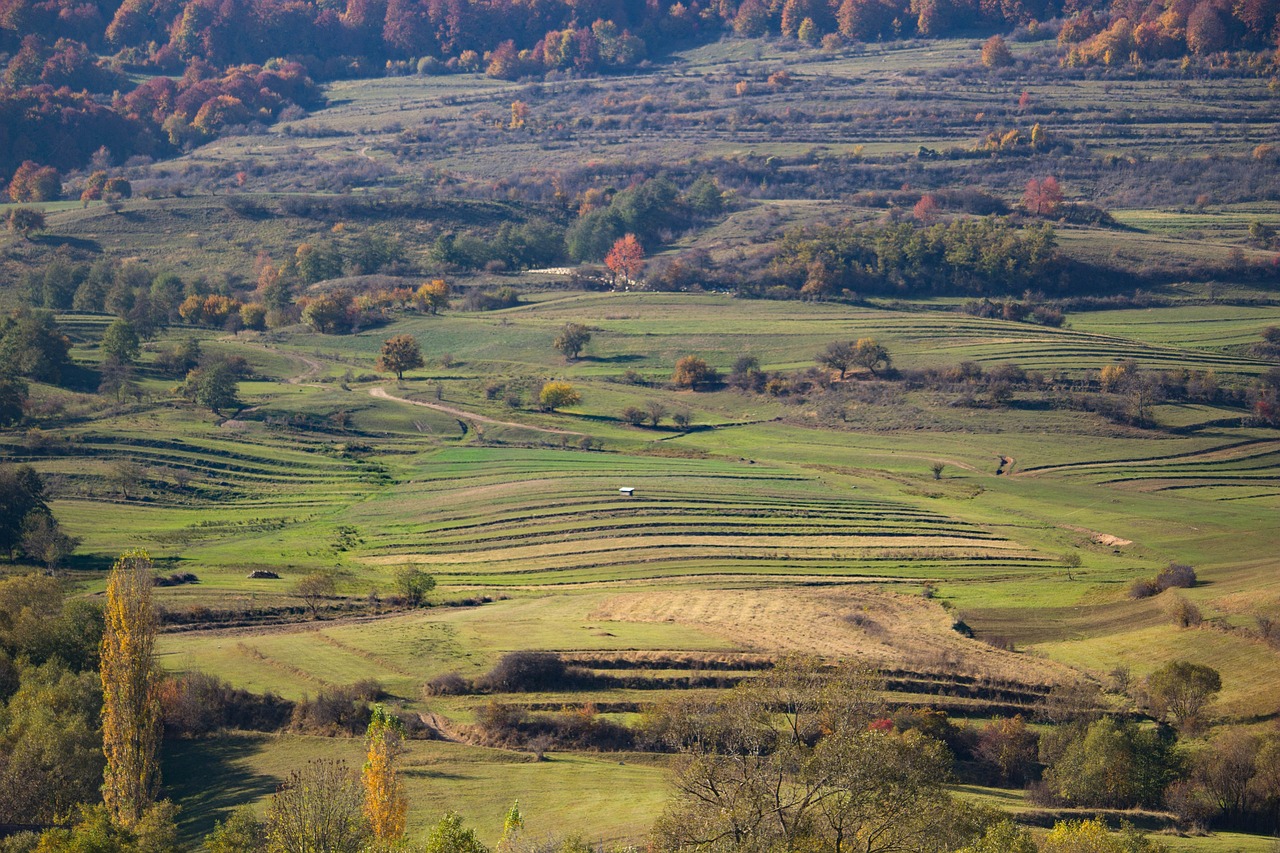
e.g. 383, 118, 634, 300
369, 386, 585, 436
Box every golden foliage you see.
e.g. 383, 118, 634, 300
362, 706, 407, 841
101, 549, 162, 828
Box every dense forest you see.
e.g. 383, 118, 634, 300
3, 0, 1280, 178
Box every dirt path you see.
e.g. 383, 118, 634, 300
231, 340, 326, 386
419, 710, 471, 744
369, 386, 584, 436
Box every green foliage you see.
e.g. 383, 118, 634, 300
0, 659, 104, 823
0, 308, 72, 384
203, 805, 267, 853
1042, 718, 1181, 809
1145, 660, 1221, 733
393, 566, 435, 606
0, 464, 49, 561
772, 217, 1059, 297
554, 323, 592, 361
181, 360, 242, 414
650, 655, 962, 853
0, 373, 28, 427
423, 813, 488, 853
265, 760, 369, 853
101, 319, 141, 365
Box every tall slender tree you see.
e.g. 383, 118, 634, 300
100, 549, 161, 827
362, 704, 407, 842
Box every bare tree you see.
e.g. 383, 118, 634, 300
293, 573, 336, 619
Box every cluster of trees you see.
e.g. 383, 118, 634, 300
430, 219, 565, 272
1060, 0, 1280, 68
1, 59, 319, 181
0, 465, 79, 568
765, 217, 1061, 299
566, 176, 721, 263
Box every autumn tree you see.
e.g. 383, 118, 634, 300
912, 194, 939, 222
605, 233, 645, 286
376, 334, 425, 381
671, 356, 718, 390
981, 35, 1012, 67
8, 161, 60, 201
8, 207, 46, 239
266, 759, 369, 853
553, 322, 591, 361
853, 337, 891, 376
538, 381, 581, 411
363, 705, 407, 842
414, 280, 451, 314
1023, 177, 1064, 216
101, 549, 162, 828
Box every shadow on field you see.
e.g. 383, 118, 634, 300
161, 733, 281, 840
35, 235, 100, 251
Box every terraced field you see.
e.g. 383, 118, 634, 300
353, 448, 1045, 585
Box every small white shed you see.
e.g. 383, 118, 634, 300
619, 487, 635, 496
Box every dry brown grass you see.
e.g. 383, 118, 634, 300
589, 585, 1078, 687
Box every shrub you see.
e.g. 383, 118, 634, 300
1155, 563, 1196, 591
478, 651, 568, 692
424, 672, 471, 696
290, 683, 379, 734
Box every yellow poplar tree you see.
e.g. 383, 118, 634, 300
100, 549, 162, 827
362, 704, 407, 841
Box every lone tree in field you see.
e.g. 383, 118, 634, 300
1146, 660, 1221, 734
671, 356, 719, 390
981, 34, 1012, 68
293, 572, 336, 619
7, 207, 46, 239
1023, 177, 1064, 216
101, 549, 162, 828
853, 337, 891, 376
817, 340, 857, 379
394, 565, 435, 606
376, 334, 425, 381
553, 323, 591, 361
605, 234, 645, 286
363, 705, 407, 842
538, 381, 581, 411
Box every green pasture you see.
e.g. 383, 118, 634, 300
161, 734, 670, 846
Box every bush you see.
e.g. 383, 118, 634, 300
424, 672, 471, 696
161, 671, 294, 735
290, 682, 380, 734
1129, 578, 1159, 599
1155, 563, 1196, 591
478, 651, 572, 692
